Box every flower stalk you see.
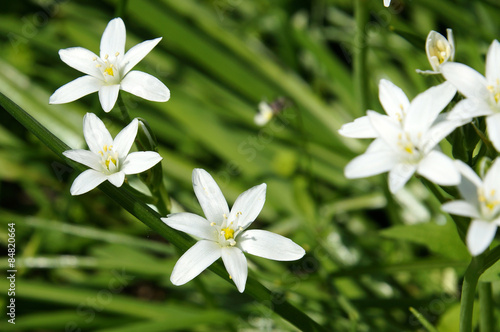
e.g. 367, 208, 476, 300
478, 281, 494, 332
354, 0, 369, 117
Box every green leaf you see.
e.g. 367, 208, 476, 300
380, 220, 469, 260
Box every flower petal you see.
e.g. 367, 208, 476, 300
367, 110, 402, 151
447, 98, 493, 121
107, 172, 125, 187
162, 213, 217, 241
58, 47, 102, 78
121, 37, 162, 75
338, 115, 378, 138
378, 79, 410, 120
100, 17, 126, 58
484, 157, 500, 194
467, 220, 497, 256
417, 150, 460, 186
98, 84, 120, 112
486, 40, 500, 84
441, 62, 490, 101
345, 150, 397, 179
49, 76, 102, 104
404, 82, 456, 134
442, 200, 481, 219
238, 230, 305, 261
113, 118, 138, 157
388, 163, 417, 193
228, 183, 266, 230
221, 247, 247, 293
486, 113, 500, 151
63, 149, 102, 171
70, 169, 107, 195
421, 119, 460, 153
384, 0, 391, 7
170, 240, 221, 286
121, 151, 162, 174
120, 71, 170, 102
83, 113, 113, 154
192, 169, 229, 224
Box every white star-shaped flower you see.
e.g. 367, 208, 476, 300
339, 79, 411, 138
254, 101, 274, 126
344, 82, 460, 193
162, 169, 305, 293
442, 159, 500, 256
49, 17, 170, 112
442, 40, 500, 151
63, 113, 162, 195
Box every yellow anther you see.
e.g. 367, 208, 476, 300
210, 222, 216, 226
404, 146, 413, 154
96, 64, 102, 68
98, 151, 103, 156
104, 54, 109, 60
229, 275, 232, 279
92, 56, 97, 61
223, 213, 227, 219
115, 52, 120, 57
103, 145, 108, 152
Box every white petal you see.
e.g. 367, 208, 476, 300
121, 151, 162, 174
120, 71, 170, 102
486, 113, 500, 151
447, 29, 455, 61
100, 18, 126, 58
367, 111, 402, 151
421, 119, 460, 153
170, 240, 221, 286
107, 172, 125, 187
98, 85, 120, 112
58, 47, 102, 78
448, 98, 493, 121
63, 149, 102, 171
345, 150, 397, 179
228, 183, 266, 230
121, 37, 162, 75
442, 200, 481, 219
378, 79, 410, 120
384, 0, 391, 7
49, 76, 102, 104
192, 169, 229, 224
404, 82, 456, 134
484, 158, 500, 193
70, 169, 107, 195
162, 213, 217, 241
388, 163, 417, 193
467, 220, 498, 256
82, 113, 113, 154
486, 40, 500, 84
113, 118, 138, 157
338, 115, 378, 138
238, 230, 305, 261
417, 150, 460, 186
221, 247, 247, 293
455, 160, 482, 188
441, 62, 490, 100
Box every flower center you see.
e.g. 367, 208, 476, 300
221, 227, 235, 240
397, 132, 421, 163
433, 40, 451, 64
478, 188, 500, 219
211, 212, 244, 247
487, 80, 500, 104
98, 144, 120, 173
93, 53, 121, 84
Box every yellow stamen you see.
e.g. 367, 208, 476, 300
104, 66, 114, 76
115, 52, 120, 57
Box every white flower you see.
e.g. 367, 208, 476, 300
417, 29, 455, 74
344, 82, 460, 193
339, 79, 410, 138
442, 40, 500, 150
442, 159, 500, 256
384, 0, 391, 7
254, 101, 274, 126
161, 169, 305, 293
63, 113, 162, 195
49, 17, 170, 112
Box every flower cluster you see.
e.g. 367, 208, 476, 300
340, 30, 500, 256
52, 17, 305, 293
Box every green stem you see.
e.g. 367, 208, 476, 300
117, 94, 132, 123
0, 92, 326, 332
354, 0, 369, 117
479, 282, 494, 332
460, 255, 484, 332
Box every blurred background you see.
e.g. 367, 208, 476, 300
1, 0, 500, 331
